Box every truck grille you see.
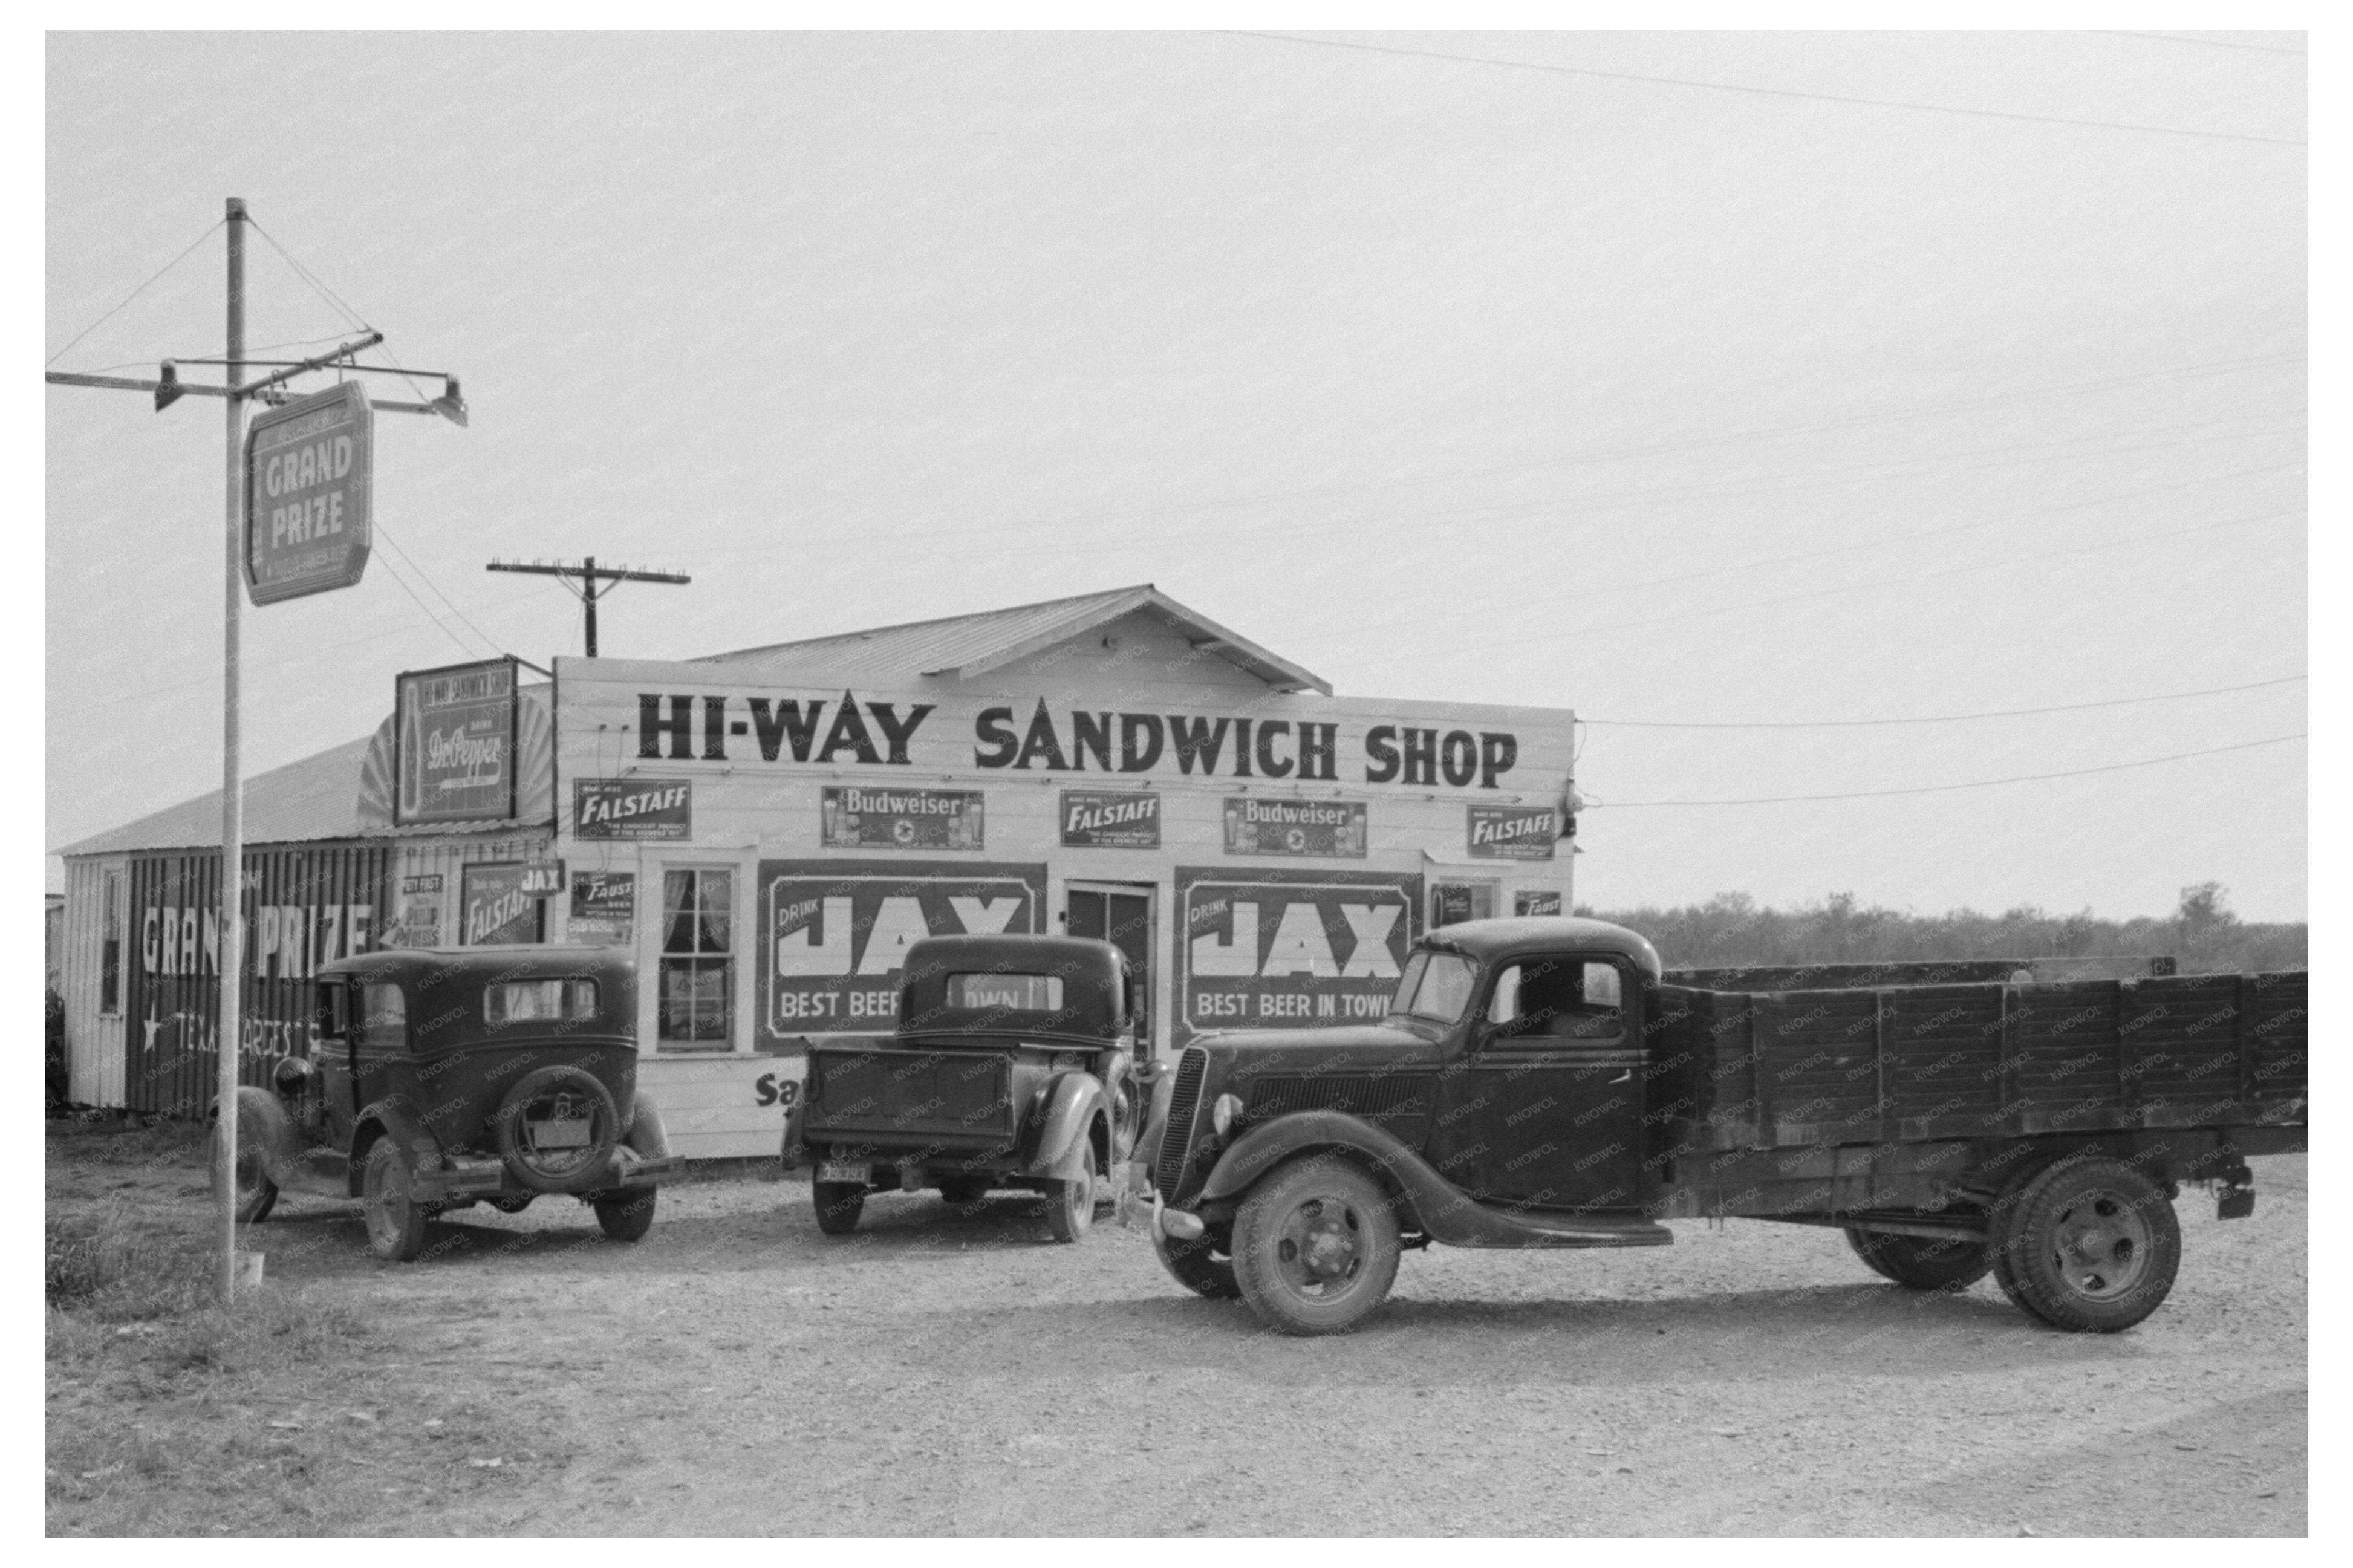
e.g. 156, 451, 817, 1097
1155, 1047, 1207, 1199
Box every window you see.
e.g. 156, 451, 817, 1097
360, 983, 407, 1051
1485, 957, 1624, 1044
99, 872, 123, 1015
659, 868, 733, 1049
1389, 950, 1479, 1024
486, 978, 599, 1025
946, 973, 1064, 1012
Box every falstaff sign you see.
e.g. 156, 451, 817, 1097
1061, 790, 1160, 848
564, 663, 1570, 799
1466, 804, 1558, 860
758, 859, 1047, 1039
395, 657, 517, 825
1176, 866, 1421, 1041
574, 779, 691, 840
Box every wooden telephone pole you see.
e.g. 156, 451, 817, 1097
485, 557, 689, 657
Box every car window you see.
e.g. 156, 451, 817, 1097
360, 983, 406, 1051
486, 978, 599, 1024
1485, 957, 1624, 1044
1390, 951, 1479, 1024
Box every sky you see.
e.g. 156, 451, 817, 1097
43, 30, 2308, 920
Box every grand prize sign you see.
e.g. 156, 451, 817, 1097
244, 381, 373, 605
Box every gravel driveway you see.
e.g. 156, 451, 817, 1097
159, 1148, 2304, 1537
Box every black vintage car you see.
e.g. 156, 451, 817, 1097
781, 934, 1145, 1242
214, 945, 683, 1261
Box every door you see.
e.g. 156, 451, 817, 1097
1067, 882, 1155, 1056
1431, 952, 1646, 1212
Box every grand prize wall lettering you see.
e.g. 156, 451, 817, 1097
1175, 865, 1422, 1043
757, 859, 1048, 1041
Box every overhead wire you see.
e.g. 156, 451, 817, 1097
1587, 734, 2305, 808
247, 217, 442, 406
372, 524, 512, 660
1583, 674, 2307, 729
45, 217, 224, 367
1228, 31, 2307, 146
2104, 30, 2306, 56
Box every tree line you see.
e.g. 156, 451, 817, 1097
1578, 882, 2305, 977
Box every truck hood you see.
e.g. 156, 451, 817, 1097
1185, 1018, 1451, 1077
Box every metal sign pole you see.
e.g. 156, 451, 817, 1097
216, 196, 246, 1304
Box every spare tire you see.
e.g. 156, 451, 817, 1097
490, 1064, 620, 1194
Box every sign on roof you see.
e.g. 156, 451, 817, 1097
244, 381, 373, 605
394, 657, 518, 826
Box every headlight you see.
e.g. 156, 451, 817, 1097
1211, 1093, 1244, 1138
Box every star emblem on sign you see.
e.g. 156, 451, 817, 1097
893, 819, 917, 845
1286, 827, 1307, 852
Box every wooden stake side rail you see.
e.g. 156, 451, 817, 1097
1648, 971, 2308, 1157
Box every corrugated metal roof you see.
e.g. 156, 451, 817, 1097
55, 734, 375, 859
703, 583, 1330, 694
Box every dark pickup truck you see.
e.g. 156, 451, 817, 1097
1127, 916, 2306, 1336
782, 934, 1145, 1242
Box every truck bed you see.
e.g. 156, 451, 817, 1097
1649, 971, 2307, 1154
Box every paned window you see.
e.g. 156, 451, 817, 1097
659, 869, 733, 1049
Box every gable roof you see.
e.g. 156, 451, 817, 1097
701, 583, 1331, 695
54, 734, 374, 859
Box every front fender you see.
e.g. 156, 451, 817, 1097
1030, 1071, 1108, 1180
1197, 1109, 1483, 1237
345, 1099, 443, 1197
626, 1091, 672, 1158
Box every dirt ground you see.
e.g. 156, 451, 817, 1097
47, 1124, 2306, 1538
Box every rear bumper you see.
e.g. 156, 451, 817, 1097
412, 1148, 683, 1203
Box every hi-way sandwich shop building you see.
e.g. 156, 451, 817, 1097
58, 587, 1578, 1159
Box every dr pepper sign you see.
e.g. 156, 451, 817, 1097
244, 380, 373, 605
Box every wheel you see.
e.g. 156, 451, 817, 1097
939, 1178, 989, 1206
1990, 1157, 2182, 1332
1153, 1228, 1242, 1300
1110, 1074, 1141, 1163
211, 1114, 278, 1225
813, 1180, 865, 1237
1044, 1145, 1098, 1244
490, 1065, 621, 1195
1844, 1226, 1992, 1290
362, 1140, 427, 1263
593, 1188, 657, 1242
1231, 1154, 1401, 1336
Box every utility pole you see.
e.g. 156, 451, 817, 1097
485, 556, 690, 657
46, 199, 466, 1303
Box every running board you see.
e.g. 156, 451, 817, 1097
1417, 1195, 1676, 1250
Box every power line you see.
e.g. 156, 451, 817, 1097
247, 218, 441, 406
45, 218, 224, 367
2105, 30, 2305, 56
1228, 31, 2307, 147
1584, 674, 2306, 729
373, 523, 509, 659
371, 547, 496, 663
1590, 734, 2304, 808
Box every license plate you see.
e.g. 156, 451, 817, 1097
817, 1160, 870, 1185
532, 1119, 593, 1150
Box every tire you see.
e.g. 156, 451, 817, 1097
1231, 1154, 1402, 1336
1844, 1226, 1992, 1290
813, 1180, 865, 1237
490, 1065, 621, 1195
939, 1178, 989, 1206
1153, 1229, 1242, 1300
211, 1113, 278, 1225
1044, 1144, 1098, 1244
1990, 1157, 2182, 1332
362, 1140, 427, 1263
594, 1188, 657, 1242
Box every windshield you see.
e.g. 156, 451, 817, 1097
1388, 949, 1479, 1024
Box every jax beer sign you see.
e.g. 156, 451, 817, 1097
821, 786, 983, 851
1061, 790, 1160, 848
1466, 804, 1558, 860
395, 657, 518, 826
1176, 867, 1421, 1041
244, 380, 373, 605
574, 779, 692, 841
758, 859, 1046, 1039
1223, 798, 1367, 858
